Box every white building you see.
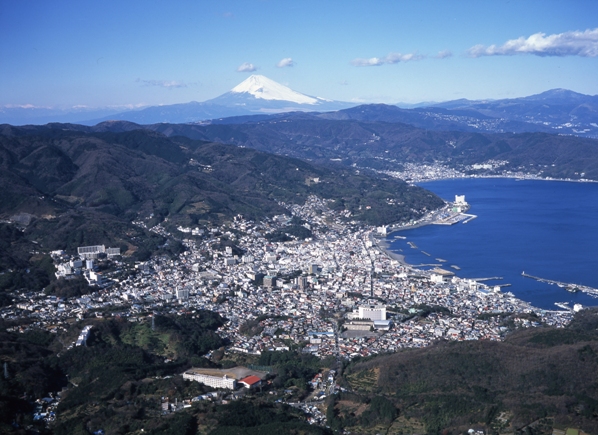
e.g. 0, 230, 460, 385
264, 254, 277, 263
55, 263, 72, 278
88, 271, 105, 285
77, 245, 105, 259
377, 226, 388, 235
182, 369, 237, 389
358, 305, 386, 321
106, 247, 121, 258
75, 325, 93, 347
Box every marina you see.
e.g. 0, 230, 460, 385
433, 213, 469, 225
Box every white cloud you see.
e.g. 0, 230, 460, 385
236, 62, 258, 72
136, 78, 187, 88
351, 57, 385, 67
384, 52, 424, 63
351, 52, 424, 66
3, 104, 51, 109
276, 57, 295, 68
436, 50, 453, 59
468, 28, 598, 57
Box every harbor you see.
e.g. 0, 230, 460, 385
381, 179, 598, 311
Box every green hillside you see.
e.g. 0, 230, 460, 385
0, 124, 443, 253
140, 116, 598, 180
336, 308, 598, 435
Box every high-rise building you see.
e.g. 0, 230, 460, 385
263, 276, 276, 288
296, 276, 308, 290
176, 288, 190, 300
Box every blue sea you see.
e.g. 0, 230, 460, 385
387, 178, 598, 310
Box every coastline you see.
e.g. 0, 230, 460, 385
372, 236, 407, 265
370, 202, 461, 267
410, 174, 598, 185
372, 177, 598, 309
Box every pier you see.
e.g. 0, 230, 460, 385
433, 212, 478, 226
412, 263, 442, 268
522, 271, 598, 298
462, 214, 477, 224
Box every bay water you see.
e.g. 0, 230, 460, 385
387, 178, 598, 310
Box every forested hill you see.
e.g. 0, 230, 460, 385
0, 123, 443, 253
336, 308, 598, 435
129, 114, 598, 180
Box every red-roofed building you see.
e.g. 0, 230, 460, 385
239, 375, 262, 389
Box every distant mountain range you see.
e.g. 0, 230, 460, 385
78, 111, 598, 181
2, 77, 596, 138
0, 75, 355, 126
317, 88, 598, 138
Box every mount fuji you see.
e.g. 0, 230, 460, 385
76, 75, 355, 125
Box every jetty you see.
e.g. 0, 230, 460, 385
433, 211, 477, 226
554, 302, 572, 311
412, 263, 442, 268
462, 214, 477, 224
522, 271, 598, 297
434, 213, 468, 225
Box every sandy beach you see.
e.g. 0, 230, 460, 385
370, 234, 408, 265
369, 208, 448, 267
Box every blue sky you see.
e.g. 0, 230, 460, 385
1, 0, 597, 108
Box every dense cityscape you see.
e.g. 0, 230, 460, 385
3, 193, 575, 359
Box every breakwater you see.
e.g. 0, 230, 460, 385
522, 272, 598, 297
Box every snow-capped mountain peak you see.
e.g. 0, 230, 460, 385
230, 75, 318, 105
